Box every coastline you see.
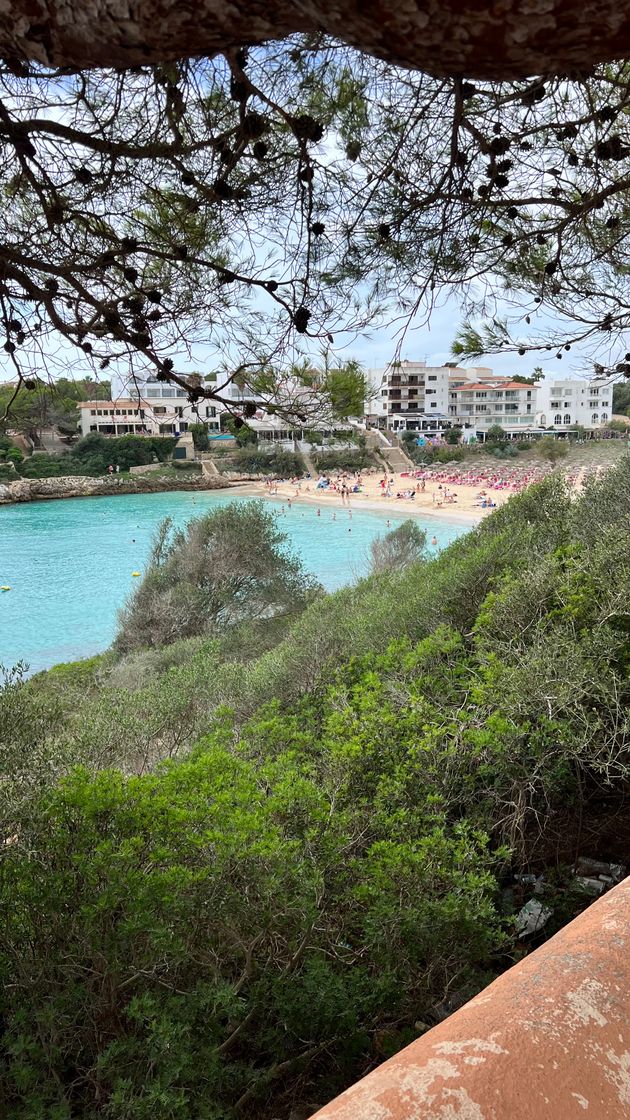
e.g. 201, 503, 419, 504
0, 472, 243, 506
0, 471, 490, 527
242, 476, 499, 527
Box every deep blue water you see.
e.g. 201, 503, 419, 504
0, 491, 466, 673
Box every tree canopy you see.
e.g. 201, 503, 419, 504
1, 32, 630, 425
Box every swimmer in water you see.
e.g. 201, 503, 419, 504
317, 508, 321, 516
431, 535, 438, 546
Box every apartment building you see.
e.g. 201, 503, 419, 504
78, 388, 220, 438
140, 375, 221, 433
535, 377, 613, 431
367, 360, 496, 431
450, 379, 537, 433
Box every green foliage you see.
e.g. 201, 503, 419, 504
321, 360, 367, 419
444, 426, 462, 445
0, 377, 110, 440
612, 380, 630, 416
189, 422, 210, 451
222, 416, 258, 446
116, 501, 321, 653
370, 520, 427, 573
0, 740, 504, 1119
223, 448, 302, 476
536, 435, 570, 466
313, 449, 373, 471
486, 424, 507, 442
5, 464, 630, 1117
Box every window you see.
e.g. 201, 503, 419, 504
154, 407, 166, 415
430, 401, 437, 408
590, 387, 599, 395
554, 413, 562, 424
563, 413, 571, 425
588, 401, 598, 409
550, 401, 561, 409
475, 391, 487, 399
425, 388, 436, 395
428, 374, 437, 381
601, 412, 608, 422
591, 413, 599, 424
475, 404, 488, 413
205, 406, 216, 418
90, 410, 96, 416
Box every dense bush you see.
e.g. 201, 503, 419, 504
116, 501, 321, 653
0, 462, 17, 481
370, 519, 427, 573
223, 448, 302, 476
189, 422, 210, 451
4, 463, 630, 1117
0, 736, 504, 1119
19, 452, 68, 478
11, 434, 179, 478
71, 432, 177, 471
313, 449, 373, 471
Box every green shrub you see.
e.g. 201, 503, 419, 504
0, 735, 504, 1118
225, 448, 302, 475
313, 449, 373, 471
19, 453, 66, 478
116, 501, 321, 653
189, 423, 210, 452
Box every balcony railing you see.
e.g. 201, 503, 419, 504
311, 877, 630, 1120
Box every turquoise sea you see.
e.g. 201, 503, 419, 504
0, 491, 467, 674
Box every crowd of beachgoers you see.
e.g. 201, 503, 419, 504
255, 452, 619, 524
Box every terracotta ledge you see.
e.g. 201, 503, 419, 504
310, 877, 630, 1119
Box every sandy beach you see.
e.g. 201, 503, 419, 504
248, 469, 506, 526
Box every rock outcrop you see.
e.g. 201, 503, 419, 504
0, 472, 232, 505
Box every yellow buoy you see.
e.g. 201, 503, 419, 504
1, 585, 11, 591
131, 572, 141, 577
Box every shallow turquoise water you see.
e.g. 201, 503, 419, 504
0, 491, 467, 673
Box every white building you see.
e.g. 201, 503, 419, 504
450, 378, 537, 435
366, 361, 502, 432
139, 375, 221, 433
78, 399, 159, 437
535, 377, 613, 431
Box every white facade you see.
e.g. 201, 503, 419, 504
366, 361, 495, 431
535, 377, 613, 431
138, 375, 221, 433
78, 399, 164, 437
451, 379, 537, 433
